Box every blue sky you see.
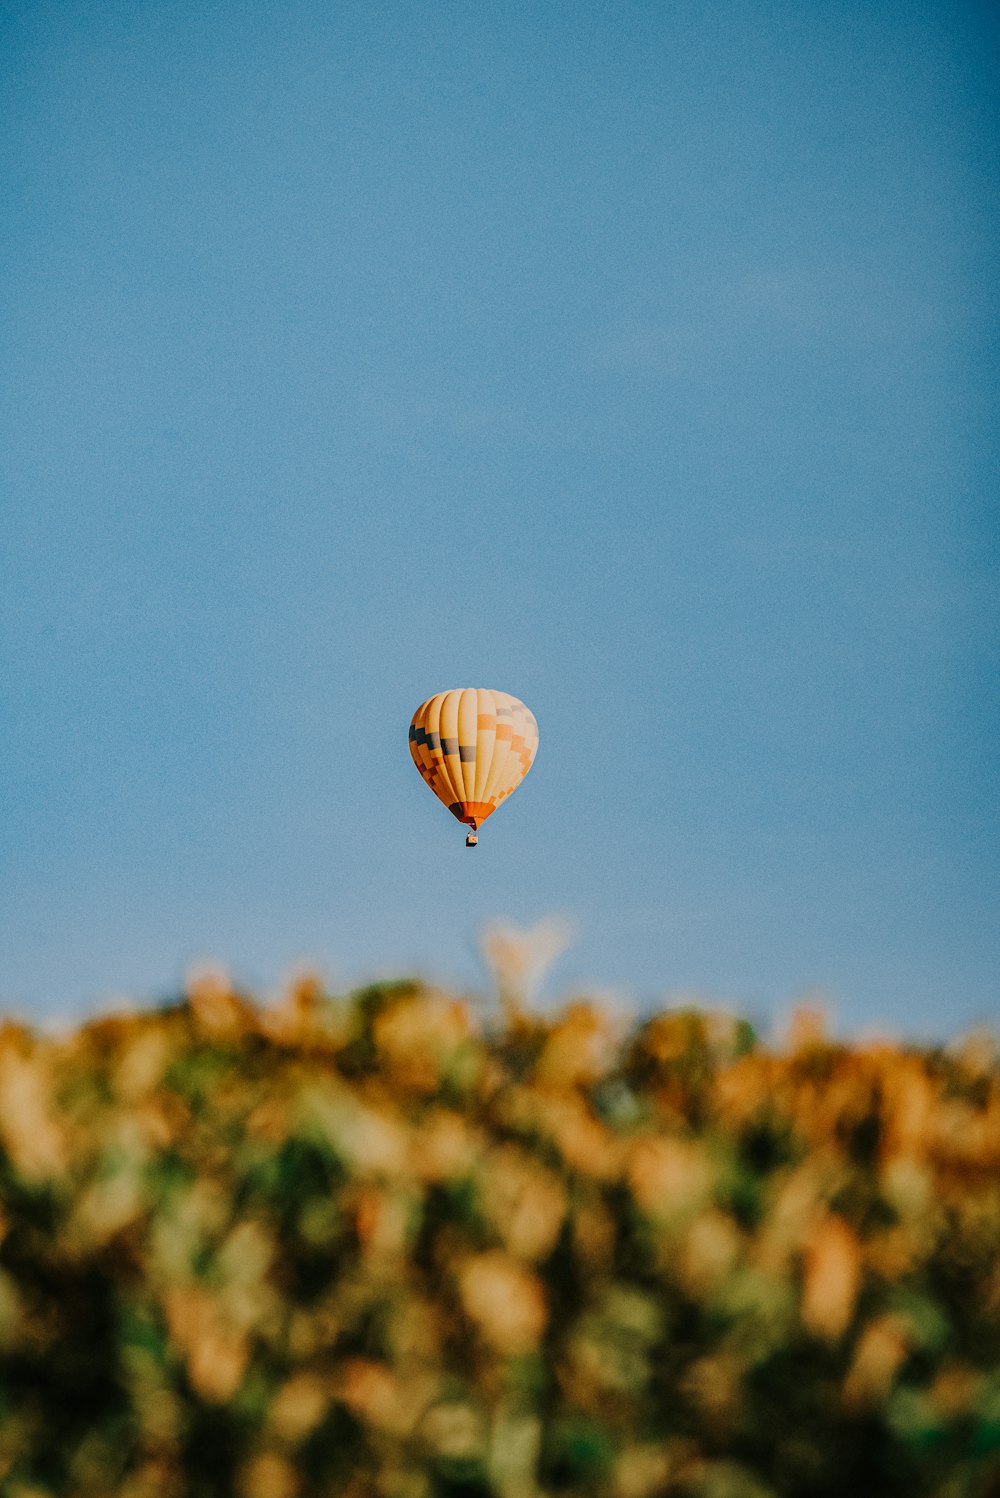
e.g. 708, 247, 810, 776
2, 0, 997, 1033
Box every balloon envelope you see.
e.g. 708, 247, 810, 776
409, 689, 538, 831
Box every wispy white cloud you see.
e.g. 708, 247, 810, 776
590, 261, 951, 377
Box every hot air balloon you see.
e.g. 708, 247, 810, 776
409, 689, 538, 846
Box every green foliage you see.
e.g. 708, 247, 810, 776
0, 980, 997, 1497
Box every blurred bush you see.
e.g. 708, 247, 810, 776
0, 973, 998, 1497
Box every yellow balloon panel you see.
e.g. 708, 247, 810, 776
409, 689, 538, 830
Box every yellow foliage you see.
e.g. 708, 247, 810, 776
0, 976, 996, 1496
